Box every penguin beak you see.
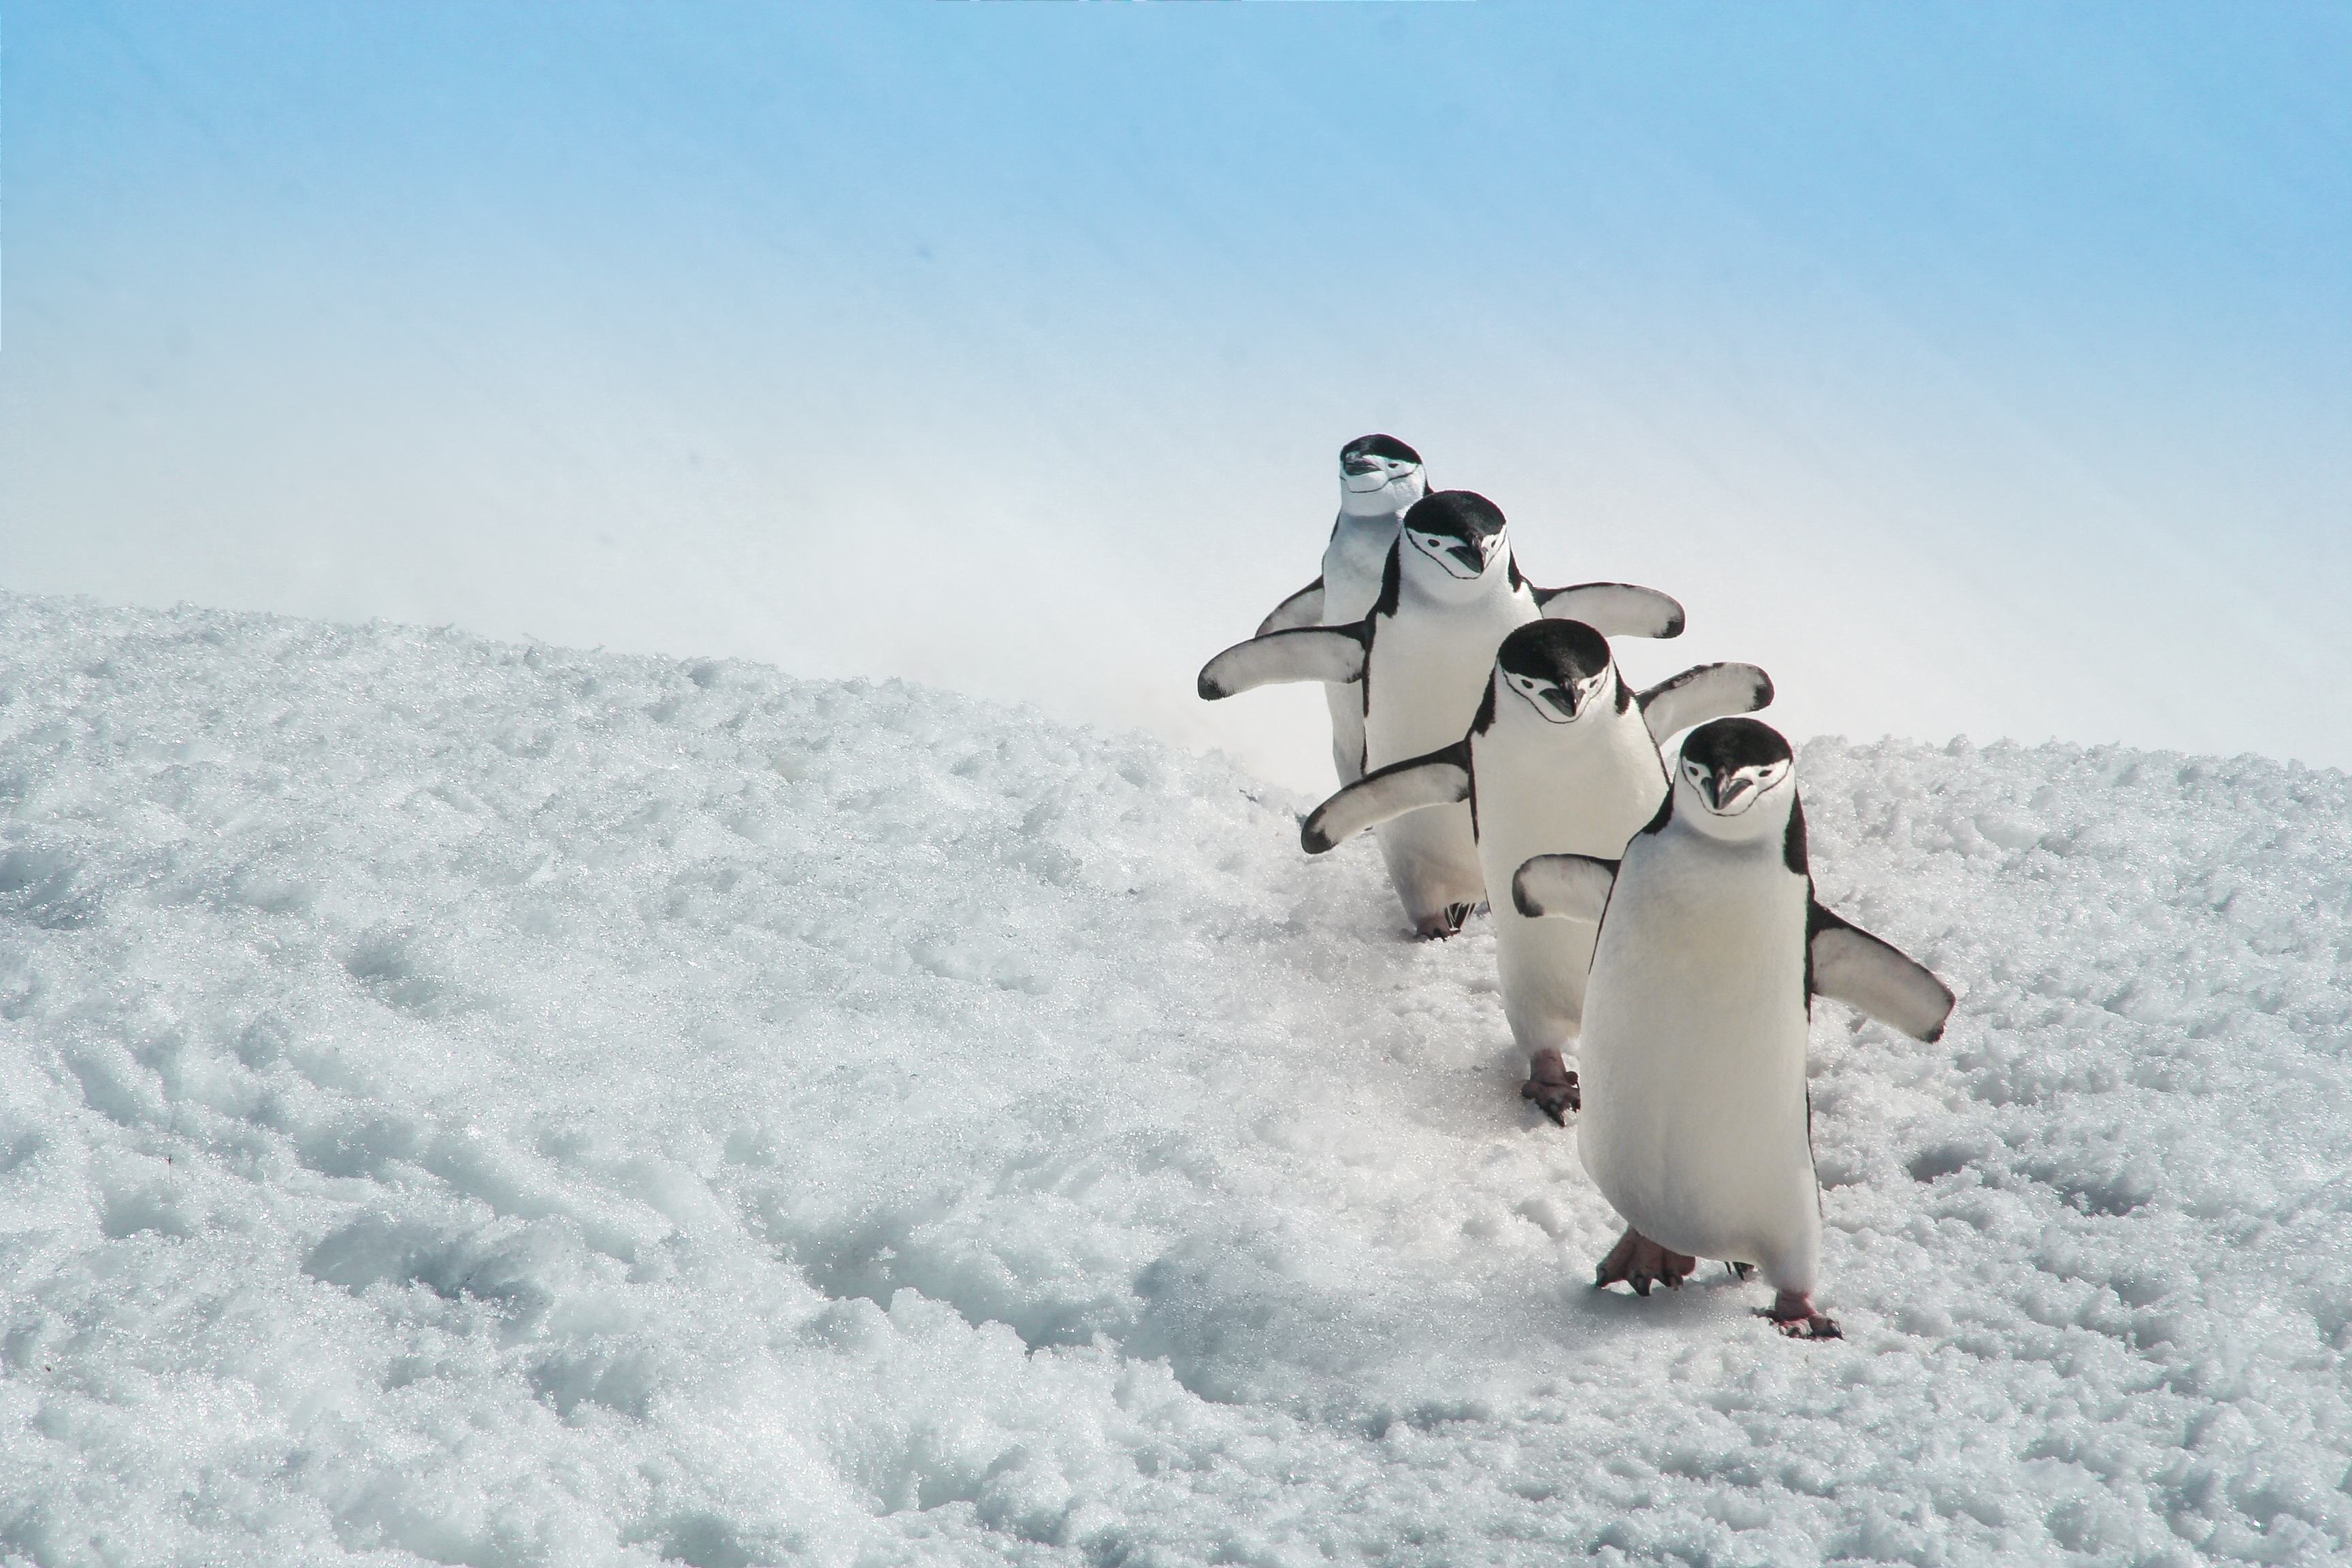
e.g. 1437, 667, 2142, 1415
1343, 455, 1389, 491
1446, 542, 1484, 573
1541, 686, 1578, 718
1708, 773, 1755, 813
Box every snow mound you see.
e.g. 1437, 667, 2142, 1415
3, 591, 2350, 1567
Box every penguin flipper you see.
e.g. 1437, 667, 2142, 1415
1256, 578, 1327, 637
1198, 623, 1368, 700
1511, 853, 1617, 922
1300, 742, 1471, 853
1534, 583, 1686, 640
1808, 903, 1956, 1043
1638, 662, 1775, 747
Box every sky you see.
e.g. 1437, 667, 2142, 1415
4, 1, 2348, 793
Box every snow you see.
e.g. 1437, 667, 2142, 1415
3, 589, 2351, 1567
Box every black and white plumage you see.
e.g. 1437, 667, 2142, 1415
1200, 491, 1685, 936
1257, 436, 1428, 785
1512, 718, 1955, 1339
1298, 621, 1771, 1120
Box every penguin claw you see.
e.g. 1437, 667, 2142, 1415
1759, 1292, 1841, 1340
1594, 1227, 1695, 1295
1727, 1262, 1755, 1282
1520, 1049, 1580, 1124
1412, 904, 1474, 941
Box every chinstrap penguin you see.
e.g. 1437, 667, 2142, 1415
1256, 435, 1430, 785
1297, 619, 1772, 1122
1199, 490, 1684, 937
1512, 718, 1955, 1339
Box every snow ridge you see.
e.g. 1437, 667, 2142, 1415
3, 592, 2349, 1566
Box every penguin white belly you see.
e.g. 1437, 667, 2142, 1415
1320, 517, 1396, 626
1472, 713, 1667, 1053
1364, 592, 1535, 920
1324, 689, 1369, 785
1319, 516, 1400, 784
1576, 841, 1820, 1292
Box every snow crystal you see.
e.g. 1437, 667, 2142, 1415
3, 591, 2349, 1566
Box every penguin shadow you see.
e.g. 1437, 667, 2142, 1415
1561, 1262, 1776, 1343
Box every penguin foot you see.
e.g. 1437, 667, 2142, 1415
1726, 1262, 1755, 1282
1759, 1292, 1841, 1340
1520, 1049, 1580, 1124
1412, 904, 1473, 941
1595, 1228, 1696, 1296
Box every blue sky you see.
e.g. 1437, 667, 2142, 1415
5, 1, 2347, 789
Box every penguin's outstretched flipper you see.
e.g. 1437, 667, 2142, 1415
1510, 853, 1618, 924
1198, 623, 1369, 700
1637, 663, 1775, 748
1299, 742, 1471, 853
1533, 582, 1685, 640
1808, 904, 1956, 1043
1256, 577, 1327, 637
1595, 1227, 1697, 1296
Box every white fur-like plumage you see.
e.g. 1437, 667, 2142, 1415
1363, 538, 1537, 923
1319, 487, 1418, 782
1574, 774, 1821, 1294
1469, 669, 1667, 1053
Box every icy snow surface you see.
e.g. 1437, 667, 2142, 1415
4, 591, 2351, 1568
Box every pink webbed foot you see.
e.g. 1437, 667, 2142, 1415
1759, 1290, 1841, 1340
1520, 1047, 1580, 1125
1595, 1227, 1697, 1296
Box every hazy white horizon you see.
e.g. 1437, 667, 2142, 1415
5, 2, 2347, 793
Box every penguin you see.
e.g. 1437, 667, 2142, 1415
1512, 718, 1955, 1339
1199, 490, 1683, 937
1256, 435, 1430, 785
1295, 619, 1773, 1123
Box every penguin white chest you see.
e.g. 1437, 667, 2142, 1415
1471, 704, 1668, 1050
1322, 513, 1403, 627
1575, 834, 1821, 1289
1362, 588, 1535, 768
1318, 512, 1405, 783
1359, 586, 1536, 924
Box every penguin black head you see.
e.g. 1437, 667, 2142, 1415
1340, 434, 1427, 514
1493, 619, 1616, 725
1399, 490, 1507, 581
1341, 433, 1422, 476
1676, 718, 1797, 830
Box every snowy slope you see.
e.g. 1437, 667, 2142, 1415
3, 591, 2350, 1567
